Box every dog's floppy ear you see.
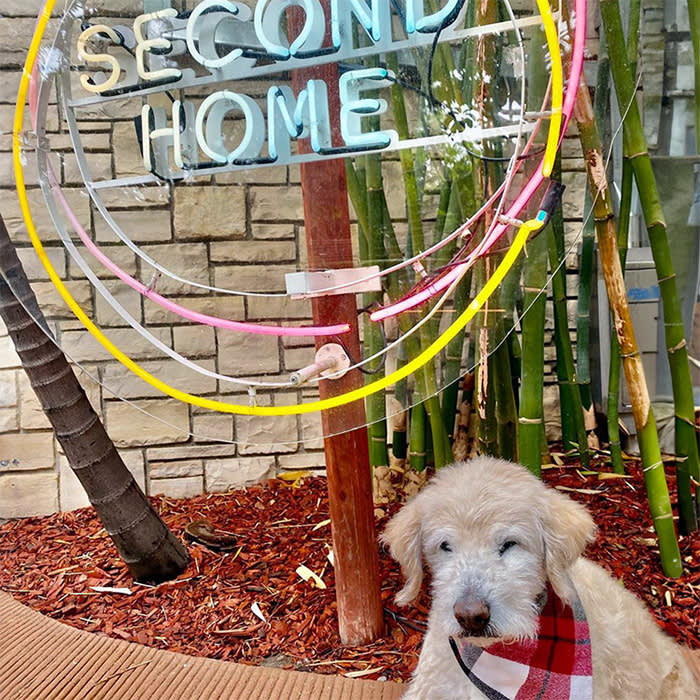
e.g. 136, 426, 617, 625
541, 487, 596, 603
381, 497, 424, 606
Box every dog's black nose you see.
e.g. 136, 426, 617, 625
454, 594, 490, 635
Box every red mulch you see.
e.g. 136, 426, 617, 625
0, 457, 698, 682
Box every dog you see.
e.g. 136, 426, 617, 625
382, 457, 699, 699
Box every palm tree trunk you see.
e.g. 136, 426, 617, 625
600, 0, 699, 533
0, 213, 189, 584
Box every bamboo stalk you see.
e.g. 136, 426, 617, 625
591, 28, 625, 473
391, 397, 408, 463
573, 70, 683, 578
549, 236, 582, 455
441, 275, 471, 440
607, 157, 634, 475
361, 150, 389, 471
519, 229, 548, 474
347, 141, 412, 475
472, 0, 516, 460
494, 317, 518, 462
600, 0, 699, 532
475, 257, 498, 456
576, 31, 608, 451
433, 173, 476, 444
500, 258, 523, 411
438, 185, 471, 439
577, 196, 597, 446
477, 337, 499, 457
508, 324, 523, 415
687, 0, 700, 154
548, 156, 589, 466
409, 402, 427, 472
494, 236, 521, 462
517, 24, 548, 473
386, 52, 452, 468
346, 55, 391, 474
606, 0, 639, 474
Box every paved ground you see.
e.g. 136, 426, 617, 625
2, 591, 698, 698
0, 592, 403, 699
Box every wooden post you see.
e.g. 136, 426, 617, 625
288, 12, 384, 647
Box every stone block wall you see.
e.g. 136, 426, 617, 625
0, 0, 588, 518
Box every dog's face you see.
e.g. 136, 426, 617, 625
382, 458, 596, 644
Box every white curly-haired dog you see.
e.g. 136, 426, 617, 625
382, 457, 698, 700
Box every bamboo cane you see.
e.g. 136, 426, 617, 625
549, 156, 590, 466
494, 317, 518, 461
488, 185, 518, 461
517, 25, 549, 473
606, 0, 639, 473
474, 256, 499, 456
573, 70, 683, 578
409, 402, 427, 472
687, 0, 700, 154
500, 257, 523, 408
441, 275, 472, 440
577, 193, 597, 446
478, 338, 499, 457
607, 158, 633, 474
437, 185, 471, 439
361, 127, 389, 469
588, 28, 626, 473
549, 221, 587, 461
385, 52, 454, 468
519, 229, 548, 474
600, 0, 699, 532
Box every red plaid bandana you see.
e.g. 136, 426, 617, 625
449, 584, 593, 700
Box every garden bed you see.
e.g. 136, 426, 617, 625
0, 456, 697, 682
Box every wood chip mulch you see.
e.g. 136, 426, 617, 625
0, 456, 697, 682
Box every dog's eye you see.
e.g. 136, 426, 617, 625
499, 540, 518, 556
439, 541, 452, 553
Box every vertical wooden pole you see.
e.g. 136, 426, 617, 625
288, 13, 384, 646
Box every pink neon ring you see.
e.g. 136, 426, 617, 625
28, 65, 350, 338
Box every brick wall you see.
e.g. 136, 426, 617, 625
0, 0, 588, 517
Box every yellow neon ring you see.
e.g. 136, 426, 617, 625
536, 0, 563, 177
14, 0, 561, 416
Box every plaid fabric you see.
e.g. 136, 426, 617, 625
450, 584, 593, 700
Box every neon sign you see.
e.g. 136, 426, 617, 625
16, 0, 582, 417
72, 0, 535, 181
